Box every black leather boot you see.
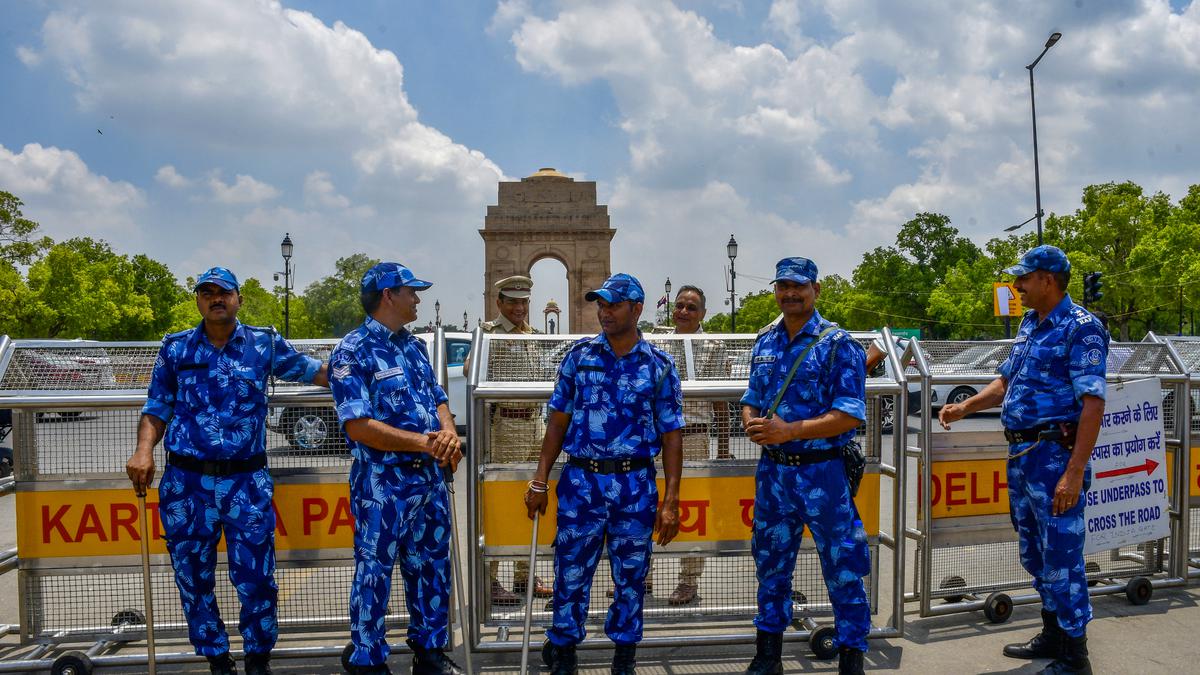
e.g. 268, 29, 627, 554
407, 639, 465, 675
611, 642, 637, 675
838, 646, 865, 675
207, 653, 237, 675
547, 642, 578, 675
1039, 634, 1092, 675
743, 630, 783, 675
1004, 609, 1063, 660
244, 652, 272, 675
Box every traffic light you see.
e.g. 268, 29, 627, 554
1083, 272, 1104, 305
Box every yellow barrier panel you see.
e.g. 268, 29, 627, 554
1163, 446, 1200, 502
918, 459, 1010, 519
17, 483, 356, 558
480, 473, 881, 547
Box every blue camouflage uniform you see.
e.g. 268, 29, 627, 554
329, 263, 453, 668
999, 246, 1107, 638
142, 267, 321, 658
741, 257, 871, 652
545, 273, 684, 648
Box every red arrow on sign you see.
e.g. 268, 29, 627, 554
1095, 459, 1159, 480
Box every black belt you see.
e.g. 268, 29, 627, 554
167, 451, 267, 477
762, 446, 840, 466
567, 456, 653, 474
1003, 422, 1076, 445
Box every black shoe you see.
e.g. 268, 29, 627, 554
207, 653, 237, 675
347, 665, 391, 675
743, 630, 783, 675
244, 652, 272, 675
546, 641, 578, 675
407, 638, 465, 675
1004, 609, 1063, 660
612, 642, 637, 675
1039, 635, 1092, 675
838, 647, 865, 675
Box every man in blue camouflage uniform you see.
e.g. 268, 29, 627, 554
740, 257, 869, 675
127, 267, 327, 675
329, 262, 464, 675
525, 273, 684, 675
940, 245, 1106, 675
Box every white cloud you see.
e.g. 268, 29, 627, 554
207, 173, 279, 204
15, 46, 42, 67
154, 165, 190, 188
303, 171, 350, 209
27, 0, 506, 307
0, 143, 144, 238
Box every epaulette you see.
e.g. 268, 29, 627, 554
1070, 306, 1095, 325
162, 328, 192, 343
480, 321, 498, 333
244, 324, 278, 335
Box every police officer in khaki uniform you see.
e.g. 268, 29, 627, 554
470, 275, 553, 605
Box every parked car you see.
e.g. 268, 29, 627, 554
268, 332, 471, 451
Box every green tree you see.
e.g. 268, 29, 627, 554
0, 191, 51, 264
25, 238, 155, 339
303, 253, 380, 337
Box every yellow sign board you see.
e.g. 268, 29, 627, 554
17, 483, 356, 559
993, 282, 1024, 317
480, 473, 881, 547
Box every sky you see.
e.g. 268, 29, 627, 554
2, 0, 1198, 332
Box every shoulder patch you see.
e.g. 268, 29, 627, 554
1085, 348, 1103, 366
332, 363, 351, 380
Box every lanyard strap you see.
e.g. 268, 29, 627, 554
766, 325, 838, 419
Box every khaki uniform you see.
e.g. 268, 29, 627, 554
480, 314, 546, 587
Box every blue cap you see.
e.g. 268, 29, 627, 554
1003, 245, 1071, 276
193, 267, 239, 292
360, 262, 432, 293
585, 273, 645, 304
772, 257, 818, 284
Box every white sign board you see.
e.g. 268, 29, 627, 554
1083, 377, 1170, 555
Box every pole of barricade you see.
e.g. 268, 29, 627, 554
908, 338, 935, 616
137, 494, 157, 675
519, 512, 540, 675
880, 327, 907, 635
444, 466, 475, 675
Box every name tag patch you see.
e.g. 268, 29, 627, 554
374, 366, 406, 381
753, 355, 776, 364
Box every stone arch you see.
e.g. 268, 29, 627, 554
479, 168, 615, 333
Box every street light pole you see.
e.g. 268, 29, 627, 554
1027, 31, 1061, 246
279, 233, 293, 339
435, 300, 441, 327
664, 277, 672, 327
727, 235, 738, 332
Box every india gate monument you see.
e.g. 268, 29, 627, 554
479, 168, 616, 333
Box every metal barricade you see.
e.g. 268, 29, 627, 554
464, 329, 908, 657
905, 338, 1190, 622
1146, 333, 1199, 578
0, 333, 446, 672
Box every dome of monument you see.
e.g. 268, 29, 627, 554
527, 167, 569, 181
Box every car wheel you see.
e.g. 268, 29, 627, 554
946, 386, 976, 407
286, 409, 335, 451
0, 448, 12, 479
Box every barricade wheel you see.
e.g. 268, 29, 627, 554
809, 626, 839, 660
51, 652, 93, 675
983, 592, 1012, 623
1125, 576, 1152, 605
111, 608, 145, 627
939, 575, 967, 603
1085, 561, 1101, 587
341, 642, 354, 672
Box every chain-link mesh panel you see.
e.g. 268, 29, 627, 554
1109, 342, 1178, 376
14, 406, 351, 479
917, 342, 1012, 376
21, 562, 411, 641
482, 551, 875, 625
1166, 339, 1200, 373
0, 345, 157, 391
485, 338, 579, 383
924, 539, 1163, 600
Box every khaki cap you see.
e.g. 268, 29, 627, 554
495, 275, 533, 299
